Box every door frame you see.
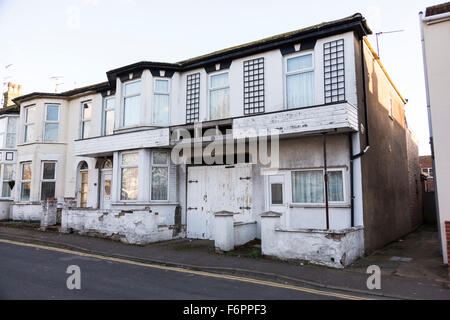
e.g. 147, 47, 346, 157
100, 169, 113, 209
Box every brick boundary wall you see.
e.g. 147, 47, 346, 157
446, 221, 450, 275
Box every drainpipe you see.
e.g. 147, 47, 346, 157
351, 37, 371, 161
349, 133, 354, 227
419, 11, 442, 255
323, 133, 329, 230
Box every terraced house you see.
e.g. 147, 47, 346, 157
9, 13, 421, 268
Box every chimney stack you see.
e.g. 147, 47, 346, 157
3, 82, 22, 108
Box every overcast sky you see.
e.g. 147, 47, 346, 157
0, 0, 441, 155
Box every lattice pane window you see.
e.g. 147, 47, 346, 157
244, 57, 265, 115
324, 39, 345, 103
186, 73, 200, 123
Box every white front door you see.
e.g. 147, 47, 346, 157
187, 164, 253, 239
100, 170, 112, 209
267, 174, 289, 227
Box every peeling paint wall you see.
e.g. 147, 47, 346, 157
62, 205, 182, 244
261, 214, 364, 268
11, 203, 42, 220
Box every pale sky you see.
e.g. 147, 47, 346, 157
0, 0, 441, 155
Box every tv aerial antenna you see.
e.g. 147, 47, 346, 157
375, 30, 404, 58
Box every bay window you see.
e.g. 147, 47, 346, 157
151, 151, 169, 201
20, 162, 31, 201
41, 161, 56, 200
44, 104, 59, 142
24, 106, 35, 143
120, 152, 138, 200
291, 169, 344, 204
153, 79, 170, 125
103, 97, 115, 135
209, 72, 229, 120
286, 53, 314, 108
80, 101, 92, 139
123, 80, 141, 127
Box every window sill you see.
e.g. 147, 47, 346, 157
289, 203, 350, 209
17, 141, 66, 147
111, 201, 178, 206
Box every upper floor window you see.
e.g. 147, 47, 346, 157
120, 152, 138, 201
103, 97, 115, 136
186, 73, 200, 123
41, 161, 56, 200
20, 162, 31, 201
44, 104, 59, 142
324, 39, 345, 103
209, 72, 229, 120
6, 117, 17, 148
0, 117, 17, 149
153, 79, 170, 125
151, 151, 169, 201
1, 163, 14, 198
123, 80, 141, 127
80, 101, 92, 139
286, 53, 314, 108
24, 106, 35, 143
244, 58, 265, 115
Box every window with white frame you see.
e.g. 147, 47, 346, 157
24, 106, 36, 143
41, 161, 56, 200
209, 72, 230, 120
120, 152, 138, 200
6, 117, 18, 148
151, 151, 169, 201
44, 104, 59, 142
103, 97, 115, 135
422, 167, 433, 178
153, 79, 170, 125
286, 53, 314, 108
123, 80, 141, 127
20, 162, 32, 201
80, 101, 92, 139
291, 169, 344, 204
1, 163, 14, 198
0, 118, 7, 148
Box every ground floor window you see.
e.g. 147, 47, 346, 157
151, 151, 169, 201
1, 163, 14, 198
20, 162, 32, 201
291, 169, 344, 204
120, 152, 138, 200
41, 161, 56, 200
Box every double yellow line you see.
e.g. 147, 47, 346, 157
0, 238, 370, 300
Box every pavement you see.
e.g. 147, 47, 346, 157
0, 223, 448, 300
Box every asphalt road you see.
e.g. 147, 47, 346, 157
0, 241, 360, 300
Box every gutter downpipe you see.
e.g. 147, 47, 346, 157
349, 32, 371, 227
419, 11, 442, 256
